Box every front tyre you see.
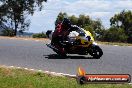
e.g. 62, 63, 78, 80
89, 45, 103, 59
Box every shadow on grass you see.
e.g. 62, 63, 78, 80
44, 54, 100, 59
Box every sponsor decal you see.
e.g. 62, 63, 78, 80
77, 67, 131, 84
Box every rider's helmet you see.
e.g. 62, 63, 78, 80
62, 18, 71, 28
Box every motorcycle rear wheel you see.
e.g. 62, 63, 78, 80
55, 50, 67, 57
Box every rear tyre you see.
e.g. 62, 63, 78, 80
56, 51, 67, 58
89, 45, 103, 59
46, 44, 67, 58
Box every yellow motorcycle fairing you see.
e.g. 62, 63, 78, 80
75, 28, 94, 47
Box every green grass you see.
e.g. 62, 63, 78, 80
96, 41, 132, 46
0, 67, 132, 88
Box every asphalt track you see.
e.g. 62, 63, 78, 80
0, 38, 132, 77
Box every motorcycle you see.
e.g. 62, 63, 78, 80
46, 25, 103, 59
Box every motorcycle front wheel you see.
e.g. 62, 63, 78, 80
89, 45, 103, 59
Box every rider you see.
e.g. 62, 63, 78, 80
51, 18, 72, 54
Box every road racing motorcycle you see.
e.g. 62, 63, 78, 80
46, 25, 103, 59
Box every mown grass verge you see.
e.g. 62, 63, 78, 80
1, 36, 132, 46
96, 41, 132, 46
0, 66, 132, 88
